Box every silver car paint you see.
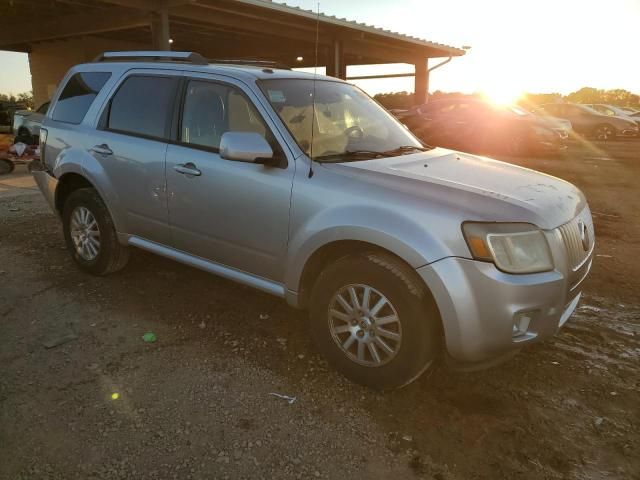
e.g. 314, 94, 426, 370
35, 60, 594, 366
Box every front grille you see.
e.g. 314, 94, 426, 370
558, 206, 595, 291
558, 206, 594, 271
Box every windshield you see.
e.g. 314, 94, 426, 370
576, 104, 601, 115
508, 105, 530, 116
258, 79, 425, 161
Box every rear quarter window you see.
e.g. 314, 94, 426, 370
52, 72, 111, 124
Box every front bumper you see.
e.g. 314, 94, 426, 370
418, 251, 592, 366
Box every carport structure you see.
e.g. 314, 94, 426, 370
0, 0, 465, 107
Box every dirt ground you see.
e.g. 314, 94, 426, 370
1, 136, 638, 480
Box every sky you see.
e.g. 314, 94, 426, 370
1, 0, 638, 99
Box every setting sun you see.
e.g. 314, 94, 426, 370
479, 84, 524, 106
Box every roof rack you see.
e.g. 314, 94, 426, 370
208, 59, 291, 70
93, 51, 209, 65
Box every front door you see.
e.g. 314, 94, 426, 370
165, 77, 294, 282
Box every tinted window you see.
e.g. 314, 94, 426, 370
52, 72, 111, 124
108, 76, 177, 139
181, 80, 268, 150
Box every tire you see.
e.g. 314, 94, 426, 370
309, 251, 440, 390
593, 124, 615, 141
62, 188, 129, 275
0, 159, 15, 175
15, 129, 33, 145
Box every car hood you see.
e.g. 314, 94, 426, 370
324, 149, 586, 230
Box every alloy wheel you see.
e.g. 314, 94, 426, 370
328, 283, 402, 367
595, 125, 614, 141
70, 206, 101, 261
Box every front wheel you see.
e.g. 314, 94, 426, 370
309, 252, 440, 390
62, 188, 130, 275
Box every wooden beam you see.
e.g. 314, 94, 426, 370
97, 0, 196, 10
0, 9, 151, 47
172, 4, 329, 45
347, 72, 415, 81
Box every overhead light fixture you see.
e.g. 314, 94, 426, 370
296, 56, 304, 62
169, 38, 174, 44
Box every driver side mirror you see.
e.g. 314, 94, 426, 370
220, 132, 274, 164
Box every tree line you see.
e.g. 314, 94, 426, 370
374, 87, 640, 110
0, 91, 34, 109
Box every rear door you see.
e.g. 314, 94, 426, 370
89, 71, 180, 245
165, 75, 294, 282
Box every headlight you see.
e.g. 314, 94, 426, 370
462, 222, 554, 274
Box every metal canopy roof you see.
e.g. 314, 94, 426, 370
0, 0, 465, 65
234, 0, 465, 57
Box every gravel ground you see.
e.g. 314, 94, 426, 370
0, 138, 638, 480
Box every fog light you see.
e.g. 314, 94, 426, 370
513, 311, 534, 337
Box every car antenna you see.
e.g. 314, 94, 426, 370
308, 2, 320, 178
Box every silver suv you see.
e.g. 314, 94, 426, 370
33, 51, 594, 389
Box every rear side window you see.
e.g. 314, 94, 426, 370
52, 72, 111, 124
107, 75, 177, 140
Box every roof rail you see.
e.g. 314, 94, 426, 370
93, 51, 208, 65
209, 58, 291, 70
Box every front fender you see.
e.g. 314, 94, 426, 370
284, 204, 454, 294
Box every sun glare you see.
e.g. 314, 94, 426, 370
480, 84, 524, 106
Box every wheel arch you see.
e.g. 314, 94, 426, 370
55, 172, 96, 214
290, 236, 433, 309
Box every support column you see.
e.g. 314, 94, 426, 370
414, 58, 428, 105
151, 1, 170, 50
327, 39, 346, 79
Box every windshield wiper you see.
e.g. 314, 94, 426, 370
314, 145, 430, 163
314, 150, 386, 162
382, 145, 431, 155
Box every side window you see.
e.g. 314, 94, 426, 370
52, 72, 111, 124
107, 75, 177, 139
180, 80, 270, 151
37, 102, 50, 114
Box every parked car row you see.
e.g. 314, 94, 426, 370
394, 98, 639, 156
536, 103, 638, 141
395, 98, 571, 156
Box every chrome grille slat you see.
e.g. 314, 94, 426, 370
557, 206, 594, 291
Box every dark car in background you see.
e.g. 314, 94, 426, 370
537, 103, 638, 140
396, 98, 567, 156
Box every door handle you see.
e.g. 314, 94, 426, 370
174, 162, 201, 177
91, 144, 113, 156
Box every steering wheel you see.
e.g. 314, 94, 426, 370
344, 125, 364, 140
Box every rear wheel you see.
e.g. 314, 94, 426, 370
62, 188, 129, 275
309, 252, 440, 390
593, 124, 615, 141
